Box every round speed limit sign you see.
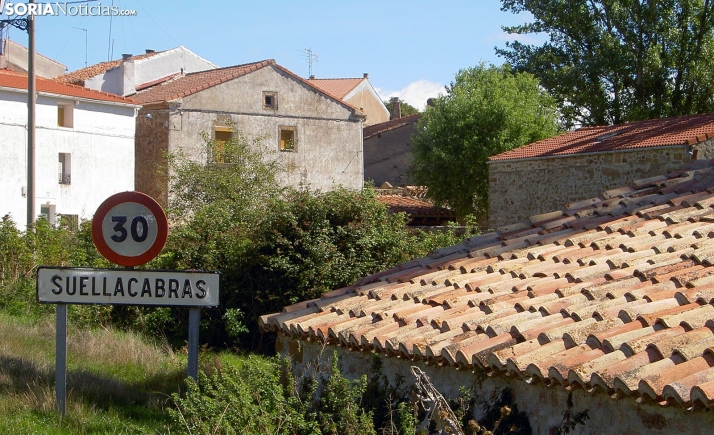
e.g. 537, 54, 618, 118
92, 191, 168, 267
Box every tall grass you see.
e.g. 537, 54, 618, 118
0, 313, 185, 434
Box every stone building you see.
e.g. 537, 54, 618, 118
132, 59, 365, 206
0, 69, 138, 228
307, 74, 389, 126
488, 113, 714, 228
262, 159, 714, 434
56, 45, 216, 97
363, 108, 421, 187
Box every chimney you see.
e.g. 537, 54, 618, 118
145, 49, 155, 54
363, 73, 369, 79
391, 97, 401, 120
122, 53, 132, 61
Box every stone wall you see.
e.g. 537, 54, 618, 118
277, 336, 714, 435
364, 123, 417, 186
487, 146, 694, 229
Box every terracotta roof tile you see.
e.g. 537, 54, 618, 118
0, 68, 138, 105
490, 113, 714, 161
264, 158, 714, 411
55, 51, 161, 85
306, 77, 364, 99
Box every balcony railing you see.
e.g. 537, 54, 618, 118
58, 172, 71, 185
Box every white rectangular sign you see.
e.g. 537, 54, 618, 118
37, 267, 220, 307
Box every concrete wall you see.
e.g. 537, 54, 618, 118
343, 82, 389, 126
364, 123, 416, 186
140, 64, 363, 193
131, 47, 216, 92
488, 146, 694, 229
0, 89, 136, 228
278, 336, 714, 435
0, 39, 66, 78
84, 46, 217, 96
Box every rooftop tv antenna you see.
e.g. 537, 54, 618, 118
73, 27, 87, 67
298, 48, 318, 77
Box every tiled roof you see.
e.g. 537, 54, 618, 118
364, 113, 421, 139
262, 159, 714, 411
490, 113, 714, 161
307, 78, 364, 100
377, 195, 454, 219
131, 60, 362, 115
55, 51, 161, 85
0, 69, 138, 105
131, 60, 273, 104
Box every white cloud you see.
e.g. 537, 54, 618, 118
377, 79, 444, 111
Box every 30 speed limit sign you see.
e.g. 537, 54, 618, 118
91, 191, 168, 267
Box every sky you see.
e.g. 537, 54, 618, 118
1, 0, 537, 110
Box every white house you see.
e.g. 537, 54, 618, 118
56, 46, 217, 97
0, 68, 140, 228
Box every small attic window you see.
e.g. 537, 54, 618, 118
263, 91, 277, 109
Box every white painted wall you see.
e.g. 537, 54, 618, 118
0, 88, 137, 228
81, 46, 217, 97
132, 46, 217, 91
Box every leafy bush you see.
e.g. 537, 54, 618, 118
169, 352, 412, 435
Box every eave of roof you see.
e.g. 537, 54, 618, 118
364, 113, 422, 139
0, 69, 139, 106
490, 113, 714, 162
262, 158, 714, 412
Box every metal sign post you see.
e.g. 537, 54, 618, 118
56, 304, 67, 417
38, 192, 219, 415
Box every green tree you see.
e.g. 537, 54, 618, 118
152, 129, 466, 350
410, 63, 559, 219
498, 0, 714, 127
383, 99, 420, 118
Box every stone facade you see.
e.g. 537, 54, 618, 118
135, 63, 364, 206
487, 145, 704, 228
278, 336, 714, 435
363, 119, 418, 186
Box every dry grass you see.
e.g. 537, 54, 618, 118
0, 313, 185, 433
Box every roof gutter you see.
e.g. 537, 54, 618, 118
0, 85, 140, 108
487, 144, 689, 165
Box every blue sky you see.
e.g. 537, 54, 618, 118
2, 0, 536, 109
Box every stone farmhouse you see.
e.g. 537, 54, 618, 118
0, 69, 139, 228
488, 113, 714, 228
131, 59, 365, 206
55, 45, 217, 97
307, 74, 389, 126
262, 159, 714, 433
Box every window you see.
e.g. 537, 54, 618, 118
40, 204, 56, 225
279, 127, 296, 151
58, 153, 71, 184
212, 126, 233, 163
57, 103, 73, 128
263, 91, 277, 109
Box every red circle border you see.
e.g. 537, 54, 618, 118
91, 191, 168, 267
